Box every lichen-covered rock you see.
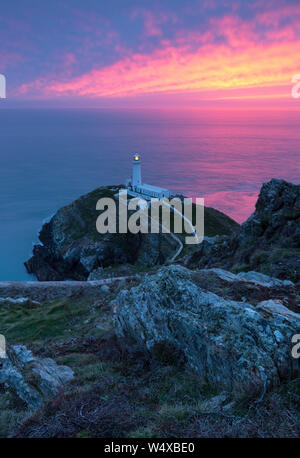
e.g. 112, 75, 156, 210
114, 265, 300, 399
256, 300, 300, 320
190, 268, 298, 312
0, 345, 74, 410
235, 270, 293, 288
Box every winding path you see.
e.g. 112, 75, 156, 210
159, 200, 200, 262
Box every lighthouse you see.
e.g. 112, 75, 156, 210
126, 153, 171, 200
132, 153, 142, 186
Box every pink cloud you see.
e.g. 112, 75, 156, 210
60, 53, 77, 77
256, 5, 300, 28
15, 9, 300, 103
143, 11, 163, 37
130, 8, 178, 38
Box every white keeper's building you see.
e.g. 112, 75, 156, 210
126, 153, 171, 199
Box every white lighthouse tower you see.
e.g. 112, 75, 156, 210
132, 153, 141, 186
126, 152, 171, 199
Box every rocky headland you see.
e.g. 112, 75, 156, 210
24, 185, 239, 281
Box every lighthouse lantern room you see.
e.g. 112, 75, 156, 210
132, 153, 141, 186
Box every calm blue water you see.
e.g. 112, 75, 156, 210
0, 108, 299, 281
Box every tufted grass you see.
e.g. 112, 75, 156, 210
0, 296, 109, 346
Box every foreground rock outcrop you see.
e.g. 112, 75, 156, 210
184, 179, 300, 282
114, 265, 300, 398
0, 345, 74, 410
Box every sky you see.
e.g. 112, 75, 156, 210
1, 0, 300, 108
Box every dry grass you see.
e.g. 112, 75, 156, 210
1, 293, 299, 438
13, 334, 300, 438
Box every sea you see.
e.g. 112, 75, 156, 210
0, 107, 299, 280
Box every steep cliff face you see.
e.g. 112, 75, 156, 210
240, 179, 300, 247
25, 186, 177, 281
184, 179, 300, 283
25, 185, 239, 281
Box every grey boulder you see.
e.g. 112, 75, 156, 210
0, 345, 74, 410
114, 265, 300, 399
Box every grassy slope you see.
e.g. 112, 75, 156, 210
0, 288, 299, 438
52, 185, 123, 243
204, 205, 239, 237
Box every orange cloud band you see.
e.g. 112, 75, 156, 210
17, 13, 300, 101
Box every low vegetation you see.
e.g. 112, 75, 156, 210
0, 288, 299, 438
